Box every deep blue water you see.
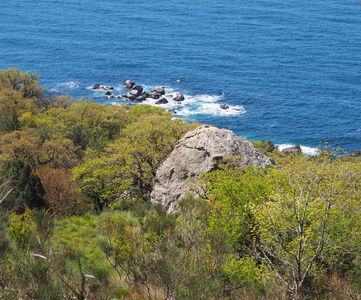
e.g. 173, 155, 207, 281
1, 0, 361, 152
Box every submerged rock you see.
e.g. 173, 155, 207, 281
151, 125, 275, 213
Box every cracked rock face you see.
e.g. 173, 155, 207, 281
151, 125, 275, 213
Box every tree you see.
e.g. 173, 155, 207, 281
30, 99, 131, 150
0, 68, 44, 100
0, 68, 45, 134
0, 128, 80, 169
34, 167, 90, 218
191, 157, 276, 254
253, 150, 361, 298
72, 112, 199, 210
0, 160, 47, 212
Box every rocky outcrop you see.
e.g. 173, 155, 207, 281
151, 125, 275, 213
282, 145, 302, 155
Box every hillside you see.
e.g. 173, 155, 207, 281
1, 68, 361, 299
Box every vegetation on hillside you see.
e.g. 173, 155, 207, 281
1, 68, 361, 299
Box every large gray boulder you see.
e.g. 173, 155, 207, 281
151, 125, 275, 213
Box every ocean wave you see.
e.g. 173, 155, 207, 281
139, 89, 246, 117
102, 84, 246, 117
57, 81, 80, 89
277, 144, 319, 156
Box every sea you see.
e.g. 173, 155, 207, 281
1, 0, 361, 154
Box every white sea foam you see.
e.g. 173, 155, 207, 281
277, 144, 319, 156
141, 89, 246, 117
89, 83, 246, 117
58, 81, 80, 89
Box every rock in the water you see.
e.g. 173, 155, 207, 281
130, 89, 141, 97
152, 87, 165, 95
173, 93, 185, 101
132, 85, 143, 93
155, 98, 168, 104
140, 91, 149, 98
106, 86, 115, 90
149, 92, 161, 99
122, 94, 128, 98
105, 91, 112, 96
282, 145, 302, 155
124, 80, 135, 89
92, 84, 100, 90
151, 125, 275, 213
127, 94, 135, 101
220, 104, 229, 110
136, 95, 147, 101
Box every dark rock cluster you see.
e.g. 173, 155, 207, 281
91, 84, 121, 99
92, 80, 186, 105
220, 104, 229, 110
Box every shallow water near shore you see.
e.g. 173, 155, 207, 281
1, 0, 361, 151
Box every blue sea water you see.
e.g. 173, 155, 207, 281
1, 0, 361, 152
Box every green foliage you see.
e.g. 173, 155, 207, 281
222, 257, 262, 286
100, 197, 255, 299
0, 68, 45, 134
0, 67, 44, 100
0, 128, 81, 169
254, 149, 361, 297
3, 68, 361, 299
0, 111, 20, 133
33, 98, 131, 148
128, 103, 172, 117
0, 160, 47, 212
251, 139, 278, 154
8, 207, 35, 249
73, 113, 199, 211
192, 158, 276, 254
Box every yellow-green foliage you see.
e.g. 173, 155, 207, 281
0, 68, 44, 117
254, 146, 361, 296
222, 257, 262, 285
0, 128, 80, 169
8, 207, 35, 249
193, 157, 277, 253
72, 111, 199, 210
